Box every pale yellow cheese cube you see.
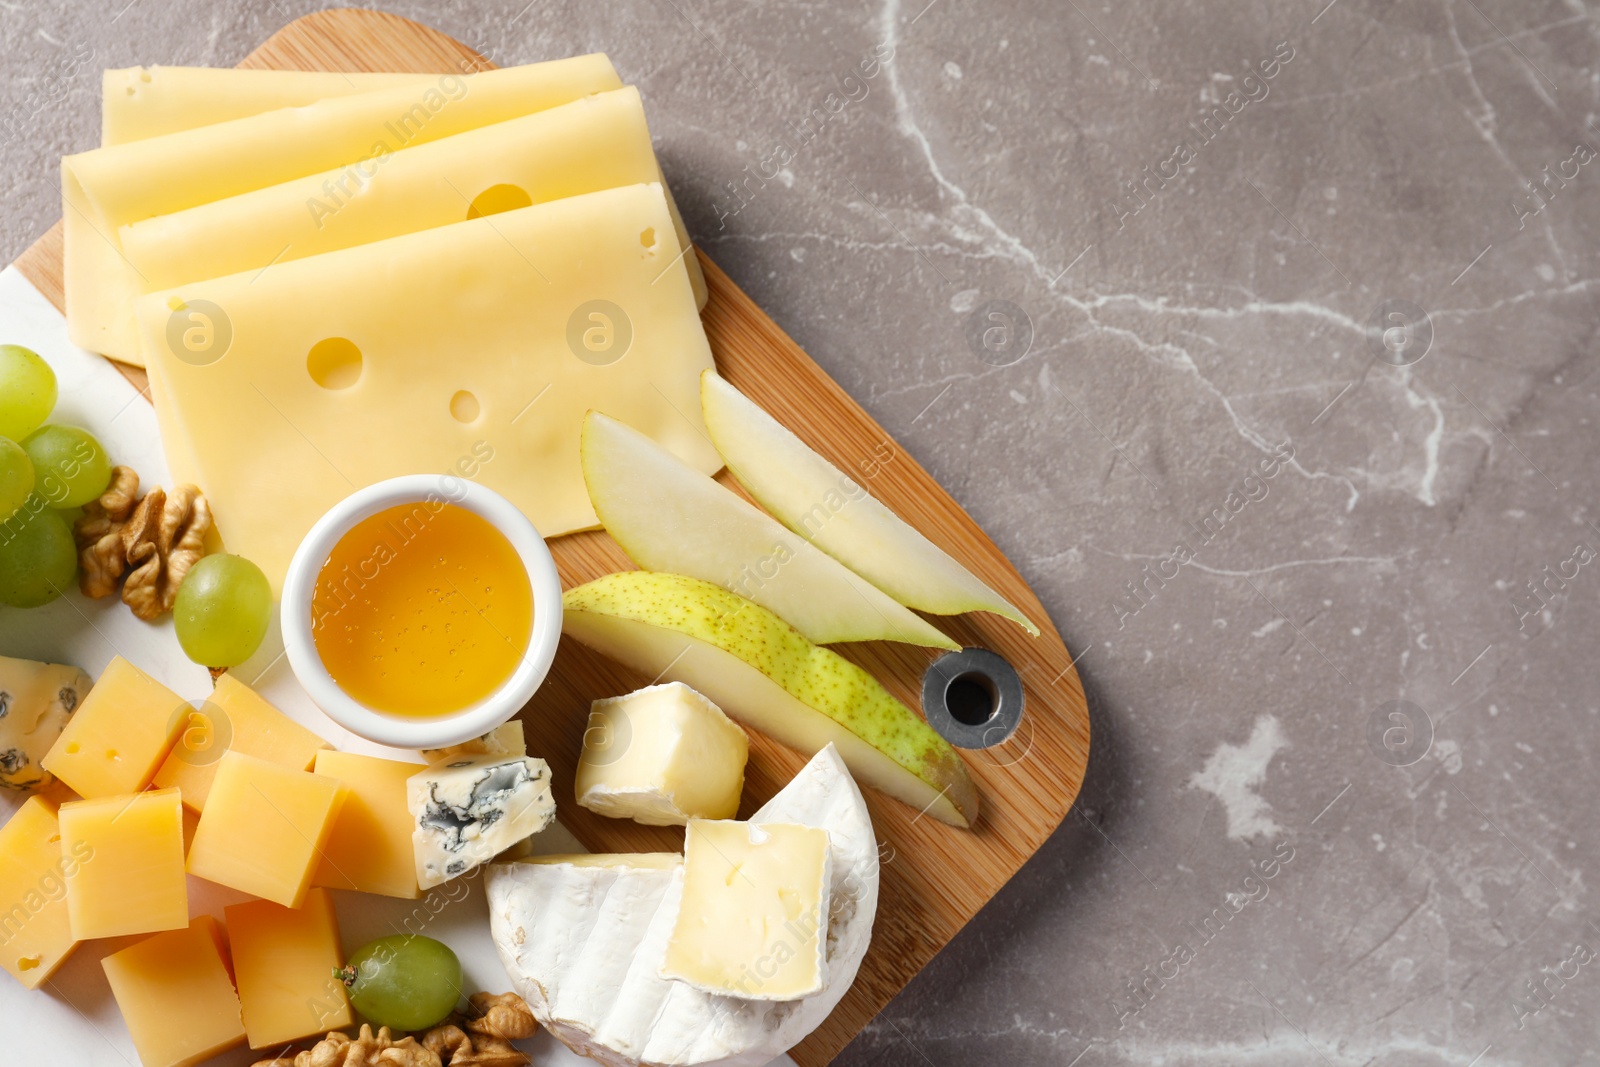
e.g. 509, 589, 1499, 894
0, 795, 80, 988
575, 682, 748, 826
41, 656, 185, 799
187, 751, 344, 908
310, 750, 420, 900
60, 788, 187, 941
226, 888, 352, 1048
102, 915, 246, 1067
661, 821, 831, 1001
152, 672, 330, 812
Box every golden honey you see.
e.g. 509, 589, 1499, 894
311, 502, 532, 717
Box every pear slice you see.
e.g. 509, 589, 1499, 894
700, 370, 1040, 636
563, 571, 979, 828
581, 410, 958, 650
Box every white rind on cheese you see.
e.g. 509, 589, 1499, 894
0, 655, 92, 791
486, 744, 879, 1067
408, 754, 556, 889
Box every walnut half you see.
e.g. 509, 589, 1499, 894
72, 466, 211, 621
251, 1025, 440, 1067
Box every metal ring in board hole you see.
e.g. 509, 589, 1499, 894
921, 647, 1025, 750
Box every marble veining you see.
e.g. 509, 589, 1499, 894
3, 1, 1598, 1064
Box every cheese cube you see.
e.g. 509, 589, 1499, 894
421, 718, 525, 763
311, 750, 420, 899
41, 656, 185, 798
661, 821, 831, 1001
152, 672, 330, 812
226, 888, 352, 1048
407, 754, 555, 889
0, 654, 92, 792
102, 915, 246, 1067
575, 682, 748, 826
60, 788, 187, 941
0, 796, 80, 987
187, 751, 345, 907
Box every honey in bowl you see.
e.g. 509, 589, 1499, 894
310, 501, 533, 717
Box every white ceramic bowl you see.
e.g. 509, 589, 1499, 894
281, 475, 563, 749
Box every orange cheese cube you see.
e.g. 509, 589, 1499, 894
0, 796, 81, 988
226, 888, 352, 1047
41, 656, 186, 798
60, 789, 187, 941
187, 751, 344, 907
311, 750, 421, 900
102, 915, 246, 1067
152, 673, 330, 812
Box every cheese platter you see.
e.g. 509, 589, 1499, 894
0, 9, 1089, 1067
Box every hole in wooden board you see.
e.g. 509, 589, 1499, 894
467, 184, 533, 220
307, 338, 363, 390
945, 672, 998, 726
450, 390, 480, 423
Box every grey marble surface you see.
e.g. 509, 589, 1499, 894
5, 1, 1599, 1064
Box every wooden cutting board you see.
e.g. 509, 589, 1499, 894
11, 10, 1089, 1065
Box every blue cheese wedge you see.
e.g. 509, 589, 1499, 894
0, 654, 92, 791
407, 753, 555, 889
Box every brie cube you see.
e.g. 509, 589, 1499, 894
407, 754, 555, 889
0, 655, 91, 792
661, 820, 831, 1000
421, 719, 526, 763
575, 682, 748, 826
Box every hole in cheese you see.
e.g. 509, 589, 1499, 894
450, 390, 480, 423
307, 338, 363, 390
17, 956, 40, 971
64, 742, 79, 755
640, 227, 657, 248
467, 184, 534, 220
106, 749, 120, 761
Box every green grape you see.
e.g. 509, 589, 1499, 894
173, 554, 272, 667
0, 500, 77, 607
0, 437, 34, 523
22, 425, 112, 509
0, 346, 57, 443
337, 935, 462, 1032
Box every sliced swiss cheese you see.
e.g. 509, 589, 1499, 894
136, 182, 720, 592
119, 88, 661, 292
103, 67, 432, 145
67, 56, 622, 363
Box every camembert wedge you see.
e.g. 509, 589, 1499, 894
486, 744, 879, 1067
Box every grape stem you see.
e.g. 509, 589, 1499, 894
334, 964, 358, 989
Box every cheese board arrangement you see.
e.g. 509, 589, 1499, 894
0, 10, 1089, 1067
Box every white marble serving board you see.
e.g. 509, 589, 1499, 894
0, 267, 798, 1067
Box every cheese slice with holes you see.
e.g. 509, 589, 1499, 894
67, 57, 622, 363
102, 67, 432, 145
136, 182, 719, 592
119, 88, 662, 294
487, 744, 879, 1067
